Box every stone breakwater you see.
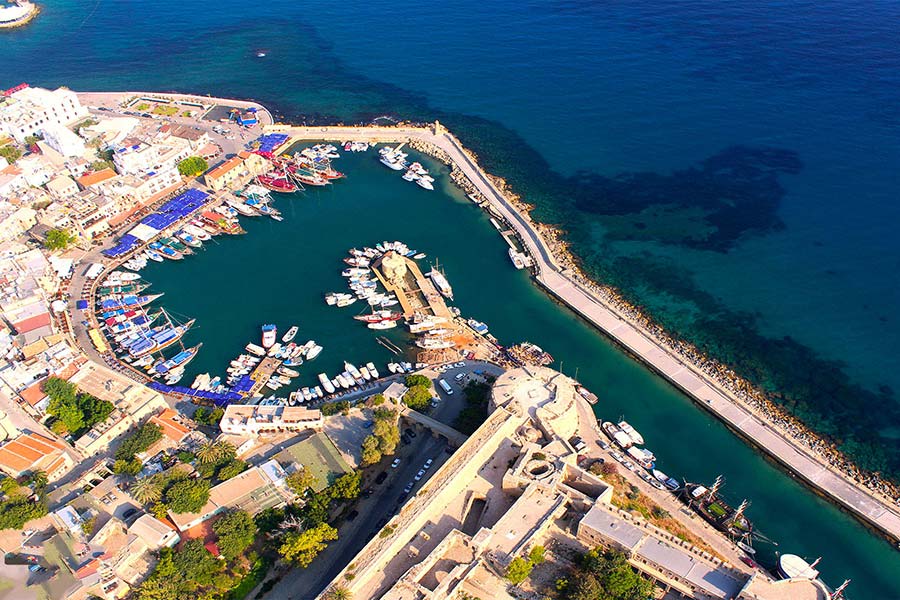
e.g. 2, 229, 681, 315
406, 135, 900, 512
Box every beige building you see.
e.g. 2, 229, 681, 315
0, 431, 74, 480
204, 151, 268, 191
319, 367, 830, 600
70, 362, 168, 456
219, 403, 323, 437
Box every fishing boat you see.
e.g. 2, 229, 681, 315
368, 320, 397, 330
128, 318, 195, 358
246, 343, 266, 356
415, 337, 454, 349
509, 247, 526, 269
777, 554, 821, 580
100, 293, 164, 311
261, 324, 277, 348
191, 373, 211, 390
318, 373, 335, 394
601, 421, 635, 450
282, 326, 298, 343
306, 344, 323, 360
652, 469, 681, 491
145, 249, 164, 262
618, 420, 645, 446
150, 344, 203, 375
626, 446, 656, 470
278, 366, 300, 378
416, 176, 435, 190
427, 263, 453, 300
466, 318, 489, 335
258, 173, 298, 193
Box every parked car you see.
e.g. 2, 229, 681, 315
423, 459, 433, 470
404, 428, 417, 438
403, 482, 413, 493
346, 510, 359, 522
391, 458, 401, 468
414, 469, 425, 481
122, 508, 137, 521
596, 440, 610, 450
375, 471, 388, 484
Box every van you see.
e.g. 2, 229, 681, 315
438, 379, 453, 395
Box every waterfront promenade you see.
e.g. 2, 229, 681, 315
271, 123, 900, 543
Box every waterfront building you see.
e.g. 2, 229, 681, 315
0, 85, 88, 144
0, 431, 74, 481
203, 150, 268, 191
42, 122, 87, 157
219, 403, 324, 437
319, 367, 828, 600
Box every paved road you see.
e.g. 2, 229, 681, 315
273, 124, 900, 543
261, 432, 449, 600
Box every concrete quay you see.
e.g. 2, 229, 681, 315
270, 123, 900, 543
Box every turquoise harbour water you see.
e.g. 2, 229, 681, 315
4, 1, 900, 597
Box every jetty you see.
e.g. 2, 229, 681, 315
269, 122, 900, 543
247, 356, 281, 396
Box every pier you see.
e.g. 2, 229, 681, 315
269, 122, 900, 543
247, 356, 282, 397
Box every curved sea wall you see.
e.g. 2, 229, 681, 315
269, 122, 900, 542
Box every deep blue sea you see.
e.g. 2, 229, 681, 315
4, 0, 900, 596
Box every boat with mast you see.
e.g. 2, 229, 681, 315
427, 260, 453, 300
679, 476, 754, 543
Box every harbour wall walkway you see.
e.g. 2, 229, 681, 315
270, 123, 900, 543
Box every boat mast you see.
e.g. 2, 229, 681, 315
732, 499, 749, 522
831, 579, 851, 599
708, 475, 723, 499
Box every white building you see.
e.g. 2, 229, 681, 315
112, 138, 159, 176
220, 404, 324, 437
0, 85, 88, 144
41, 122, 86, 157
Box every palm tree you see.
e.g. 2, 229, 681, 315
214, 440, 236, 461
197, 440, 237, 464
325, 587, 351, 600
129, 476, 162, 504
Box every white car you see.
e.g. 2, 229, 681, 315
414, 469, 425, 481
423, 459, 433, 470
391, 458, 401, 468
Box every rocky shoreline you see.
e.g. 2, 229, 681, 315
407, 135, 900, 513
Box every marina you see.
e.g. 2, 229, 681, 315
74, 125, 900, 597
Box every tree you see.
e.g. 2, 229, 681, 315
329, 472, 361, 501
44, 228, 78, 251
279, 523, 338, 567
177, 156, 209, 177
0, 144, 22, 165
113, 458, 142, 476
196, 440, 235, 464
325, 588, 351, 600
528, 545, 546, 565
360, 435, 382, 466
286, 466, 317, 495
193, 406, 224, 426
165, 478, 210, 514
130, 476, 163, 504
368, 393, 385, 406
213, 509, 256, 561
505, 556, 534, 585
405, 374, 431, 388
216, 458, 247, 481
372, 419, 399, 455
115, 423, 163, 461
402, 385, 432, 411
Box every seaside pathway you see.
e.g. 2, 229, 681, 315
273, 123, 900, 543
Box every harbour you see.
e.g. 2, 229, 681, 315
40, 110, 894, 597
93, 137, 896, 596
